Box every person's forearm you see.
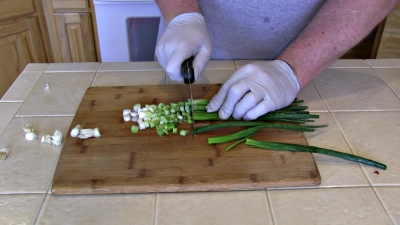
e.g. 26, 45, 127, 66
155, 0, 201, 25
278, 0, 400, 89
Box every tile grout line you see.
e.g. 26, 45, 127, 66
89, 64, 101, 88
153, 193, 159, 225
329, 112, 375, 188
33, 193, 49, 225
371, 186, 397, 225
264, 190, 276, 225
370, 67, 400, 99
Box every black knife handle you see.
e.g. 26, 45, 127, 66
181, 56, 195, 84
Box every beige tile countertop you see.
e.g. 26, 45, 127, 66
0, 59, 400, 225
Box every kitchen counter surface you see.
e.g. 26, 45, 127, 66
0, 59, 400, 225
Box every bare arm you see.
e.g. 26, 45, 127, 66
278, 0, 400, 89
155, 0, 201, 25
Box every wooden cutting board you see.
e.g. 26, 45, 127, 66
51, 85, 321, 194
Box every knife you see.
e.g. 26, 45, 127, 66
181, 56, 196, 138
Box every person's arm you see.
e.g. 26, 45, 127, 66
155, 0, 201, 25
154, 0, 212, 82
278, 0, 400, 89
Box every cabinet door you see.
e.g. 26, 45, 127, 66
0, 0, 35, 21
52, 0, 88, 10
0, 17, 46, 97
53, 13, 96, 62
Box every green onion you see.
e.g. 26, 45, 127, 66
195, 121, 326, 134
245, 139, 387, 170
180, 129, 189, 136
130, 125, 139, 133
208, 126, 263, 144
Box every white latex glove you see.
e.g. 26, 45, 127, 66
206, 60, 300, 120
156, 13, 212, 82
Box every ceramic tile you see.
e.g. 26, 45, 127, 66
304, 113, 369, 187
156, 191, 272, 225
16, 72, 95, 116
327, 59, 369, 68
98, 62, 163, 71
36, 194, 155, 225
45, 63, 99, 73
313, 68, 400, 111
0, 116, 73, 193
204, 60, 235, 69
269, 187, 392, 225
366, 59, 400, 68
374, 68, 400, 98
166, 69, 235, 84
0, 103, 21, 136
92, 71, 166, 86
24, 63, 49, 72
333, 112, 400, 185
296, 82, 327, 112
0, 194, 45, 225
1, 71, 42, 102
375, 187, 400, 224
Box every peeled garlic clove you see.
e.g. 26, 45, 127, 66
93, 127, 101, 138
0, 148, 10, 161
52, 130, 63, 141
23, 125, 34, 133
25, 132, 37, 140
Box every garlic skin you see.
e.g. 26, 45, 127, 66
0, 148, 10, 161
52, 140, 62, 146
41, 135, 53, 144
23, 124, 37, 141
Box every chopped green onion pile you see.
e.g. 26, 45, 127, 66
123, 99, 209, 137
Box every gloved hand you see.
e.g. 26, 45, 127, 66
155, 12, 212, 82
206, 60, 300, 120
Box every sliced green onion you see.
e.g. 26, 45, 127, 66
180, 129, 189, 136
131, 125, 139, 133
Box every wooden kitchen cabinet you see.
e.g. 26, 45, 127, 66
43, 0, 98, 62
52, 13, 96, 62
0, 0, 48, 97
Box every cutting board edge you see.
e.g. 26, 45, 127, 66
51, 177, 321, 195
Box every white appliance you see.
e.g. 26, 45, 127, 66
93, 0, 161, 62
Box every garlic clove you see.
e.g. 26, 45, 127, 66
25, 132, 37, 140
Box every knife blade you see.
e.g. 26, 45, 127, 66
181, 56, 196, 138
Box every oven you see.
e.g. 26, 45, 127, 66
93, 0, 161, 62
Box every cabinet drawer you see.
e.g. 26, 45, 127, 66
52, 0, 88, 10
0, 0, 35, 21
